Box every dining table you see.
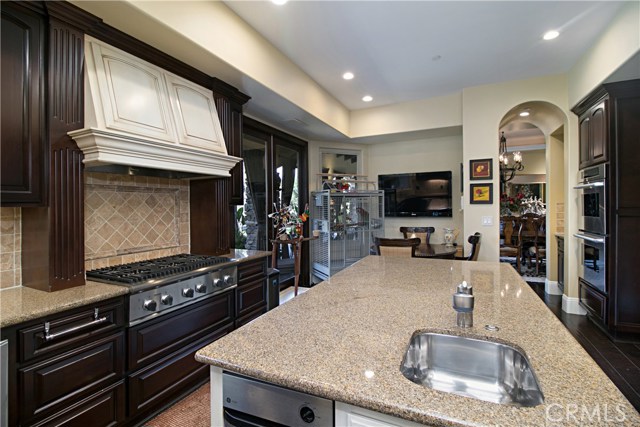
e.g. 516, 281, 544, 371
414, 243, 458, 259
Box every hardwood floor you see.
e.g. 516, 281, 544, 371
528, 282, 640, 412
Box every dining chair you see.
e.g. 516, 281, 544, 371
523, 215, 546, 275
373, 237, 421, 258
499, 216, 523, 272
400, 227, 435, 253
455, 232, 481, 261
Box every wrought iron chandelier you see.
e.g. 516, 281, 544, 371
499, 131, 524, 183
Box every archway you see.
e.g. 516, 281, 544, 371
498, 101, 566, 292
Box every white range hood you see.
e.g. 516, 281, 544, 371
69, 36, 241, 177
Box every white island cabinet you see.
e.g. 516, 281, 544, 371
335, 402, 427, 427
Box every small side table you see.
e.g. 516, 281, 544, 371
270, 236, 318, 296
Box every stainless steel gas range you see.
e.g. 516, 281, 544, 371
87, 254, 237, 326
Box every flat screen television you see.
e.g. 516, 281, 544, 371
378, 171, 452, 217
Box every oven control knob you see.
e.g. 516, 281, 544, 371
182, 288, 194, 298
195, 283, 207, 294
213, 278, 223, 287
143, 299, 157, 311
299, 406, 315, 423
160, 295, 173, 306
223, 275, 234, 286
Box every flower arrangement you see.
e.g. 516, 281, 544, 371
500, 192, 524, 216
268, 203, 309, 240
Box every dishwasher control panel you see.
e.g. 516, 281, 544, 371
223, 372, 334, 426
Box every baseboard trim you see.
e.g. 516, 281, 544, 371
562, 295, 587, 315
545, 280, 562, 295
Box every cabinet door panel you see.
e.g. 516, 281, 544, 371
578, 116, 590, 169
1, 4, 46, 205
237, 278, 267, 316
589, 101, 607, 165
166, 73, 227, 153
87, 38, 176, 142
579, 280, 606, 322
19, 297, 125, 363
615, 96, 640, 209
128, 291, 234, 371
33, 381, 125, 427
238, 258, 266, 282
128, 325, 232, 418
19, 332, 124, 424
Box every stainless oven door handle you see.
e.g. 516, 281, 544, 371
573, 233, 605, 244
573, 181, 605, 190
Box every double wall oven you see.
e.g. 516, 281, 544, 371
574, 164, 607, 313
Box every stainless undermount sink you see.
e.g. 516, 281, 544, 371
400, 332, 544, 407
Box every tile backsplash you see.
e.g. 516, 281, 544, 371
556, 202, 564, 233
0, 207, 21, 289
84, 173, 190, 271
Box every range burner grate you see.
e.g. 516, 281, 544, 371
87, 253, 230, 284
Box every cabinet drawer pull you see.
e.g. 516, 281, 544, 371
44, 308, 109, 342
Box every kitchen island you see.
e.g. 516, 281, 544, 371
195, 256, 640, 426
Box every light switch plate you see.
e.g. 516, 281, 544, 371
482, 216, 493, 226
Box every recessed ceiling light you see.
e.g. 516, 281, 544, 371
362, 95, 373, 102
519, 111, 530, 117
342, 72, 354, 80
543, 30, 559, 41
272, 0, 288, 5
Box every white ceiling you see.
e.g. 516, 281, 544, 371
224, 1, 626, 111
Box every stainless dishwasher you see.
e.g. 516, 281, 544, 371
222, 372, 333, 427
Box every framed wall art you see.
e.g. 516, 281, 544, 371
470, 183, 493, 204
470, 158, 493, 180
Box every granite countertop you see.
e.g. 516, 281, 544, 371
0, 250, 271, 328
0, 281, 128, 328
196, 256, 640, 426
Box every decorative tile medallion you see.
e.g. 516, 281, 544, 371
84, 173, 189, 266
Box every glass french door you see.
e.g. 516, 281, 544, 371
234, 118, 308, 287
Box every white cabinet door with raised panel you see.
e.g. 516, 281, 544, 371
164, 73, 228, 154
335, 402, 428, 427
85, 37, 177, 143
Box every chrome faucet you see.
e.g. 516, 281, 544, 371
453, 281, 474, 328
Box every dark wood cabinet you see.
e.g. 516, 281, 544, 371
18, 2, 88, 292
2, 297, 126, 427
127, 290, 234, 371
236, 258, 268, 326
126, 291, 234, 424
213, 79, 251, 206
577, 96, 608, 169
1, 1, 47, 206
573, 79, 640, 338
579, 279, 606, 322
33, 381, 125, 427
19, 332, 125, 425
556, 235, 564, 294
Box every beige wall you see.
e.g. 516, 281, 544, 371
350, 93, 462, 138
546, 133, 565, 285
368, 134, 464, 244
461, 74, 574, 262
568, 1, 640, 106
518, 149, 546, 175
